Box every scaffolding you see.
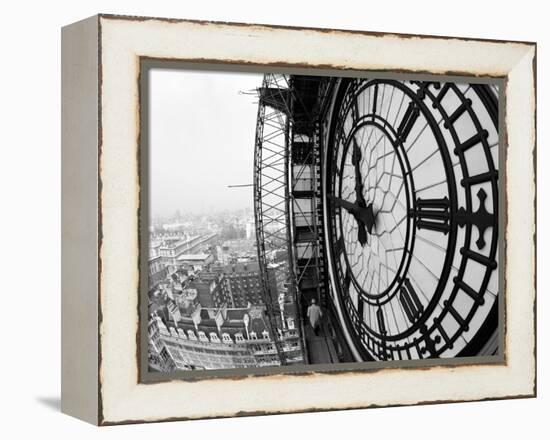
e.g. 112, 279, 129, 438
253, 74, 296, 365
254, 74, 333, 365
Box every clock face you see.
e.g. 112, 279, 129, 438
324, 78, 499, 361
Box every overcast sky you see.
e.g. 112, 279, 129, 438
149, 68, 263, 218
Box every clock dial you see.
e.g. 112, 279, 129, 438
324, 78, 499, 361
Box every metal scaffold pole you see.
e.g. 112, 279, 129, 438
253, 74, 302, 366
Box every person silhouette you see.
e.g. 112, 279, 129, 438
307, 298, 323, 336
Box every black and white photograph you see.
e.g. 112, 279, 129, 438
144, 67, 501, 374
2, 0, 545, 434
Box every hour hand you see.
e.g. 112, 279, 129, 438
351, 139, 365, 203
357, 221, 367, 246
330, 196, 375, 236
360, 203, 375, 234
331, 196, 360, 216
332, 197, 369, 246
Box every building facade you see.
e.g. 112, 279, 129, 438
148, 303, 303, 372
148, 254, 168, 292
154, 233, 218, 268
148, 224, 305, 371
212, 262, 264, 307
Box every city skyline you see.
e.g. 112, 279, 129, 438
152, 205, 254, 222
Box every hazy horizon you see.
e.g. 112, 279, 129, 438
149, 68, 263, 218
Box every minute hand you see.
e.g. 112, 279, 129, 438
331, 196, 375, 234
352, 139, 367, 207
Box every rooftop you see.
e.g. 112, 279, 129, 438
214, 261, 260, 273
177, 253, 211, 261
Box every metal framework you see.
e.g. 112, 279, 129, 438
288, 77, 360, 364
289, 78, 332, 309
253, 74, 296, 365
254, 73, 340, 365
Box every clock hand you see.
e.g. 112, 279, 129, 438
361, 203, 375, 235
351, 138, 365, 205
329, 196, 367, 246
330, 196, 376, 238
357, 220, 367, 247
331, 196, 360, 216
350, 139, 376, 234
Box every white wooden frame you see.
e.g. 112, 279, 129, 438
61, 14, 536, 425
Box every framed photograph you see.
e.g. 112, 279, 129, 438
61, 14, 536, 425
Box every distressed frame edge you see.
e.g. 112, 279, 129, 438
61, 14, 101, 425
91, 15, 536, 425
96, 12, 537, 47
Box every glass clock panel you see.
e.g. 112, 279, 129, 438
324, 78, 500, 361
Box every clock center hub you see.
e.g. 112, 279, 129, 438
340, 121, 414, 303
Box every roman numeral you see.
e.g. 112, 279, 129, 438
397, 101, 420, 143
376, 308, 387, 336
399, 278, 424, 323
412, 197, 450, 234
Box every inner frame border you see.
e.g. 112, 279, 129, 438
137, 59, 507, 384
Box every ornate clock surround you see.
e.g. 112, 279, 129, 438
322, 76, 501, 362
